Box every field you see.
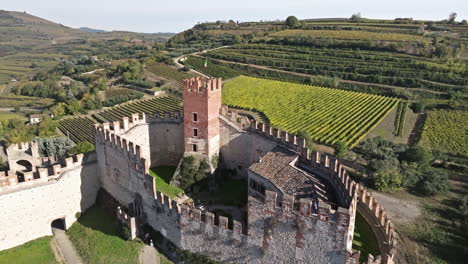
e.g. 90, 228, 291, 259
58, 96, 182, 144
68, 206, 143, 264
58, 117, 97, 144
0, 94, 54, 108
223, 76, 398, 147
149, 166, 183, 198
184, 56, 240, 79
0, 111, 27, 122
419, 110, 468, 156
145, 61, 193, 84
206, 44, 467, 91
0, 236, 57, 264
270, 29, 428, 42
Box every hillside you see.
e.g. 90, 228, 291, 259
0, 10, 173, 84
172, 17, 468, 98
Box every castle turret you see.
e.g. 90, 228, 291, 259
183, 77, 222, 158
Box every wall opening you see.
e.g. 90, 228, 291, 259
193, 113, 198, 122
192, 144, 197, 152
16, 160, 33, 171
51, 218, 66, 231
193, 128, 198, 137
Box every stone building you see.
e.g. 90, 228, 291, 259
0, 77, 396, 263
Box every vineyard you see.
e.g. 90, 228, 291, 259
206, 44, 468, 91
184, 56, 240, 79
58, 117, 96, 144
145, 61, 193, 84
223, 76, 398, 147
270, 29, 428, 42
420, 110, 468, 157
394, 101, 408, 137
58, 96, 183, 144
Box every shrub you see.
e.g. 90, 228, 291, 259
69, 141, 95, 154
410, 101, 426, 113
120, 224, 132, 240
334, 141, 349, 159
399, 145, 433, 169
372, 169, 404, 191
418, 171, 449, 195
286, 16, 300, 28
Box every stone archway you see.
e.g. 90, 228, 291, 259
15, 160, 33, 171
51, 218, 66, 231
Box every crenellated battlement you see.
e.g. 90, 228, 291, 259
116, 206, 138, 239
0, 154, 84, 193
98, 111, 182, 136
94, 125, 150, 175
247, 120, 396, 264
219, 105, 251, 129
183, 77, 222, 95
6, 141, 38, 154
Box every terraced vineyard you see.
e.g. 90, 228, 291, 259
207, 44, 468, 91
145, 61, 192, 84
223, 76, 398, 147
95, 96, 182, 122
270, 29, 428, 42
58, 117, 96, 144
58, 96, 182, 144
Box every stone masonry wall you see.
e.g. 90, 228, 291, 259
0, 159, 99, 250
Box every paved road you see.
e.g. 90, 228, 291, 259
140, 245, 159, 264
52, 228, 83, 264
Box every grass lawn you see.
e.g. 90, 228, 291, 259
353, 212, 380, 262
149, 166, 183, 198
0, 236, 57, 264
68, 206, 143, 264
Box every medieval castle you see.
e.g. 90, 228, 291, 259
0, 77, 397, 263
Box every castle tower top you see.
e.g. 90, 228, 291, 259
183, 77, 222, 95
183, 77, 222, 157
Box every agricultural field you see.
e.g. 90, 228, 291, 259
0, 94, 54, 108
419, 110, 468, 156
184, 56, 240, 79
270, 29, 428, 42
0, 236, 57, 264
145, 61, 193, 84
58, 96, 182, 144
58, 117, 97, 144
206, 44, 468, 91
0, 112, 27, 122
223, 76, 398, 147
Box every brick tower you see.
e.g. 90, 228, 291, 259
183, 77, 222, 158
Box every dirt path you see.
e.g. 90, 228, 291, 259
139, 245, 159, 264
191, 52, 448, 96
52, 228, 83, 264
370, 191, 421, 225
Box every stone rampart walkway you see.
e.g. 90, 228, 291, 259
52, 228, 83, 264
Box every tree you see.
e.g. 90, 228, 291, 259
50, 103, 66, 118
399, 145, 433, 170
286, 16, 300, 28
418, 171, 449, 195
334, 141, 349, 159
69, 141, 95, 154
66, 99, 82, 115
410, 101, 425, 113
350, 13, 362, 22
372, 168, 404, 192
36, 137, 74, 157
448, 12, 457, 24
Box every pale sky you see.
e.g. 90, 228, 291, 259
2, 0, 467, 33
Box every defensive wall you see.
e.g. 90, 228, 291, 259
247, 119, 397, 263
0, 153, 100, 250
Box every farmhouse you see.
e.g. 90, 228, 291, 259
0, 77, 396, 263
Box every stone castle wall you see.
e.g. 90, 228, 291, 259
0, 154, 100, 250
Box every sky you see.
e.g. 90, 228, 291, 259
2, 0, 468, 33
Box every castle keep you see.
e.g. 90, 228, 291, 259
0, 77, 396, 263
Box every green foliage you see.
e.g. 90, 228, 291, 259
58, 117, 96, 144
297, 130, 315, 150
0, 236, 57, 264
399, 145, 433, 169
372, 168, 404, 191
334, 141, 349, 159
178, 156, 210, 190
223, 76, 398, 147
420, 110, 468, 157
410, 101, 426, 113
69, 141, 95, 154
419, 171, 449, 195
184, 56, 240, 79
68, 206, 143, 264
307, 76, 340, 88
36, 137, 74, 157
286, 16, 300, 28
4, 117, 58, 144
111, 61, 144, 84
352, 212, 380, 262
350, 13, 362, 22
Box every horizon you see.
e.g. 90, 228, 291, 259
2, 0, 468, 33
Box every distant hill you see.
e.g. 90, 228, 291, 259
0, 10, 173, 84
79, 27, 107, 33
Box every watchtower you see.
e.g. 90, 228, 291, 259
182, 77, 222, 158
